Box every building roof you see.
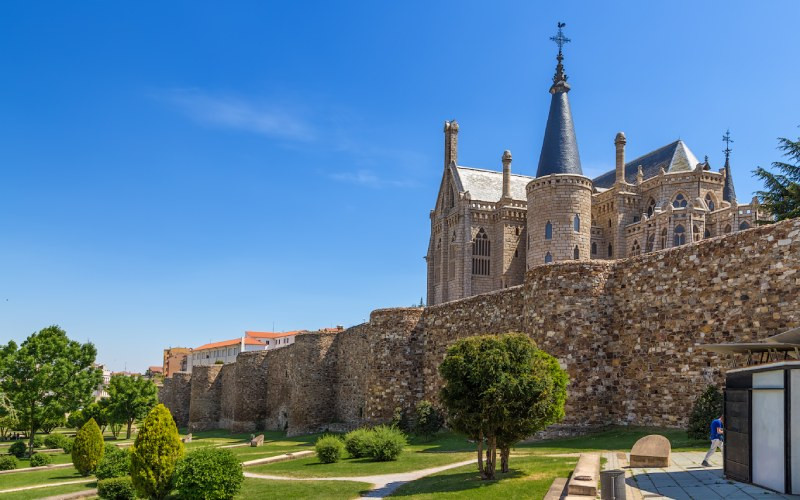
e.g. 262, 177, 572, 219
723, 157, 737, 203
148, 366, 163, 373
454, 166, 534, 202
592, 140, 701, 189
194, 337, 262, 351
245, 330, 301, 340
536, 91, 582, 177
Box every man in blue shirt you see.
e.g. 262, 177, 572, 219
702, 415, 724, 467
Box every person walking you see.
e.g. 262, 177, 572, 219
702, 415, 724, 466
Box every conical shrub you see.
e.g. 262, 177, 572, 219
72, 418, 105, 476
130, 404, 183, 499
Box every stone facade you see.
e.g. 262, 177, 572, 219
160, 218, 800, 436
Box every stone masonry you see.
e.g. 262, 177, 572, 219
160, 218, 800, 436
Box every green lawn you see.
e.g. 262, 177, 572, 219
517, 426, 707, 453
1, 480, 96, 500
0, 466, 84, 490
16, 452, 74, 466
238, 477, 371, 500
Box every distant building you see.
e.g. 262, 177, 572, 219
163, 347, 191, 378
245, 330, 301, 349
93, 364, 112, 400
145, 366, 163, 379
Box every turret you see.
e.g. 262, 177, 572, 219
502, 150, 512, 199
444, 120, 459, 170
615, 132, 626, 185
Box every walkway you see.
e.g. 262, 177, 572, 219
244, 458, 476, 499
627, 451, 797, 499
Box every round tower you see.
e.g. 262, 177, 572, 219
526, 22, 593, 267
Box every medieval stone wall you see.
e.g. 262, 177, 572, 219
159, 218, 800, 436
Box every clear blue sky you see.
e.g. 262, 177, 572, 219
1, 1, 798, 371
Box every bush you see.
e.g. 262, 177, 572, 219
344, 428, 373, 458
130, 404, 184, 500
315, 435, 344, 464
8, 440, 27, 458
72, 418, 105, 476
0, 455, 17, 470
44, 433, 69, 450
62, 438, 74, 454
98, 476, 136, 500
32, 435, 44, 448
29, 452, 52, 467
413, 401, 444, 440
173, 448, 244, 500
688, 386, 724, 440
96, 448, 131, 480
390, 406, 410, 432
369, 425, 407, 462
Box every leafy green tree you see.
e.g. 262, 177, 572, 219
107, 375, 159, 439
439, 333, 568, 480
413, 400, 444, 441
72, 418, 105, 476
688, 385, 724, 440
754, 130, 800, 221
173, 448, 244, 500
0, 326, 101, 455
83, 402, 109, 433
130, 404, 183, 499
0, 415, 19, 440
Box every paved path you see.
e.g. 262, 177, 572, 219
626, 451, 797, 499
244, 458, 477, 499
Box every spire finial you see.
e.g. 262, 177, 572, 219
722, 129, 734, 164
549, 22, 571, 94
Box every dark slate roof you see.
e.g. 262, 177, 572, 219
722, 158, 737, 203
592, 140, 701, 189
536, 91, 582, 177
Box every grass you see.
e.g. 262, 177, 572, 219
1, 481, 96, 500
0, 466, 84, 490
237, 477, 371, 500
517, 426, 708, 453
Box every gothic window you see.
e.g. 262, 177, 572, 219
573, 246, 579, 259
449, 186, 456, 208
608, 243, 613, 258
647, 198, 656, 217
448, 245, 457, 279
693, 225, 701, 241
646, 233, 655, 253
545, 252, 553, 264
434, 239, 441, 281
672, 193, 688, 208
674, 225, 686, 246
591, 242, 597, 255
660, 228, 667, 249
739, 221, 750, 230
545, 221, 552, 240
704, 228, 711, 238
724, 224, 732, 234
633, 215, 640, 223
471, 228, 490, 276
573, 214, 580, 232
608, 219, 612, 228
515, 226, 520, 236
705, 193, 715, 212
631, 240, 641, 256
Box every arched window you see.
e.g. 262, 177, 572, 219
672, 193, 688, 208
545, 221, 552, 240
674, 225, 686, 246
704, 228, 711, 238
724, 224, 732, 234
449, 186, 456, 208
434, 238, 442, 281
608, 219, 612, 228
631, 240, 641, 256
544, 252, 553, 264
591, 242, 597, 255
693, 225, 701, 241
646, 233, 655, 253
472, 228, 490, 276
705, 193, 715, 212
573, 214, 580, 232
608, 243, 613, 258
739, 221, 750, 230
515, 226, 520, 236
646, 198, 656, 217
573, 246, 579, 259
660, 228, 667, 249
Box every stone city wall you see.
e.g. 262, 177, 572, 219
159, 218, 800, 436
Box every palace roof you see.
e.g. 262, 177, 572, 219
453, 166, 534, 202
593, 140, 701, 189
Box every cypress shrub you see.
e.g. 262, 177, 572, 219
344, 428, 373, 458
8, 441, 27, 458
30, 452, 52, 467
173, 448, 244, 500
130, 404, 183, 499
98, 476, 136, 500
96, 447, 131, 480
0, 455, 17, 470
369, 425, 407, 462
72, 418, 105, 476
688, 386, 724, 440
315, 435, 344, 464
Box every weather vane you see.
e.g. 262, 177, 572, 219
550, 22, 571, 54
722, 129, 734, 161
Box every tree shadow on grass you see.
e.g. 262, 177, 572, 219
389, 468, 524, 496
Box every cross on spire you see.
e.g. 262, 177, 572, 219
550, 22, 571, 54
549, 22, 571, 93
722, 129, 734, 162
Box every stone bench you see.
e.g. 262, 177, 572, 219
566, 453, 600, 497
181, 433, 192, 444
629, 434, 671, 468
250, 434, 264, 447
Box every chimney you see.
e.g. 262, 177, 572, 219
502, 150, 512, 199
615, 132, 626, 185
444, 120, 459, 169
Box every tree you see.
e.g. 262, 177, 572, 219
72, 418, 105, 476
688, 386, 724, 440
106, 375, 159, 439
439, 333, 568, 480
413, 400, 443, 441
0, 326, 101, 455
83, 402, 109, 434
130, 404, 183, 499
754, 130, 800, 221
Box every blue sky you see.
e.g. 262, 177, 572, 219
1, 1, 798, 371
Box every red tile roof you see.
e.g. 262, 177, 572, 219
148, 366, 163, 373
194, 337, 262, 351
245, 330, 301, 339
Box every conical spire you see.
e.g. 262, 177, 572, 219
722, 129, 737, 203
536, 23, 582, 178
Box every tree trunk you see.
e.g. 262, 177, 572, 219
477, 430, 485, 477
28, 403, 36, 457
483, 435, 496, 480
126, 419, 133, 440
500, 446, 510, 473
